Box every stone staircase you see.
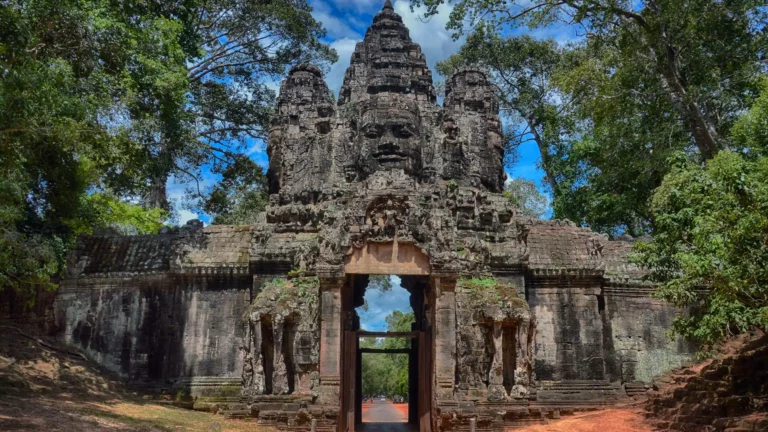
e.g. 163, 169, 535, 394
644, 332, 768, 432
536, 380, 624, 406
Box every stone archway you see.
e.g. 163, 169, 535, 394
337, 241, 433, 432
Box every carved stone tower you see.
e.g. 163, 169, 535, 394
58, 2, 694, 431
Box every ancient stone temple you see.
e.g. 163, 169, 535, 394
54, 2, 693, 430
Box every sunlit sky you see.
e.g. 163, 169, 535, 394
170, 0, 584, 225
356, 275, 413, 331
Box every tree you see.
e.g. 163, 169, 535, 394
731, 76, 768, 156
203, 156, 269, 225
115, 0, 338, 210
437, 32, 574, 196
503, 178, 549, 219
0, 0, 169, 296
416, 0, 767, 235
633, 151, 768, 346
416, 0, 766, 158
369, 275, 394, 292
634, 80, 768, 346
0, 0, 336, 298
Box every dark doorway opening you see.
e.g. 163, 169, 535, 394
341, 274, 430, 432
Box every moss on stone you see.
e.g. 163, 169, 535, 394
248, 275, 320, 318
457, 276, 529, 318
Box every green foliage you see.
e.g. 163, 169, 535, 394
459, 277, 498, 290
360, 310, 414, 399
731, 76, 768, 156
0, 0, 336, 299
417, 0, 767, 235
368, 275, 394, 292
503, 178, 549, 219
458, 277, 528, 311
203, 156, 269, 225
0, 1, 174, 295
252, 276, 318, 312
109, 0, 339, 210
74, 194, 167, 236
634, 151, 768, 346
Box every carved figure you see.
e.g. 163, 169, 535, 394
357, 98, 423, 180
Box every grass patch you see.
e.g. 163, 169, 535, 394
76, 400, 275, 431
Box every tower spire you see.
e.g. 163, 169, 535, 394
383, 0, 393, 10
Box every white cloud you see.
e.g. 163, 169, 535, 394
178, 209, 201, 225
394, 0, 464, 75
311, 0, 363, 40
528, 22, 583, 45
356, 275, 412, 331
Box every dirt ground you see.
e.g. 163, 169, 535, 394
0, 325, 274, 432
510, 408, 653, 432
0, 395, 272, 432
360, 400, 652, 432
0, 325, 658, 432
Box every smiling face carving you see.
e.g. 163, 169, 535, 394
358, 98, 422, 178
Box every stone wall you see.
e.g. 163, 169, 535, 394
0, 284, 58, 332
54, 273, 251, 392
602, 285, 693, 383
528, 277, 606, 382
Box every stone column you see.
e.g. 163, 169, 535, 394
318, 276, 343, 405
487, 321, 506, 401
433, 276, 456, 401
512, 316, 535, 398
244, 312, 266, 394
272, 316, 289, 394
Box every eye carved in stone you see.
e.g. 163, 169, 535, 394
363, 127, 382, 139
394, 125, 415, 139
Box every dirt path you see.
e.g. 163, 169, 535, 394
361, 400, 408, 423
510, 408, 652, 432
0, 394, 273, 432
0, 327, 274, 432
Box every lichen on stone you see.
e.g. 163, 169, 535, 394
242, 275, 321, 397
247, 276, 319, 316
457, 276, 530, 322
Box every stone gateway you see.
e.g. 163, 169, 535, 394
55, 2, 693, 430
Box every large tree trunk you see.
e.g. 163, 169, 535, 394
526, 118, 559, 193
655, 46, 720, 160
647, 0, 721, 160
592, 0, 722, 160
145, 173, 169, 210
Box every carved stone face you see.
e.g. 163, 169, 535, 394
359, 105, 422, 178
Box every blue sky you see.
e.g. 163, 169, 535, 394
172, 0, 583, 224
356, 275, 413, 331
169, 0, 583, 328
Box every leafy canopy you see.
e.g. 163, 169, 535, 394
0, 0, 335, 297
634, 151, 768, 346
503, 178, 549, 219
416, 0, 767, 235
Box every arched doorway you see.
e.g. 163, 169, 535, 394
340, 243, 433, 432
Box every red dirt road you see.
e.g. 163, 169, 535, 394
361, 400, 408, 423
509, 408, 652, 432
